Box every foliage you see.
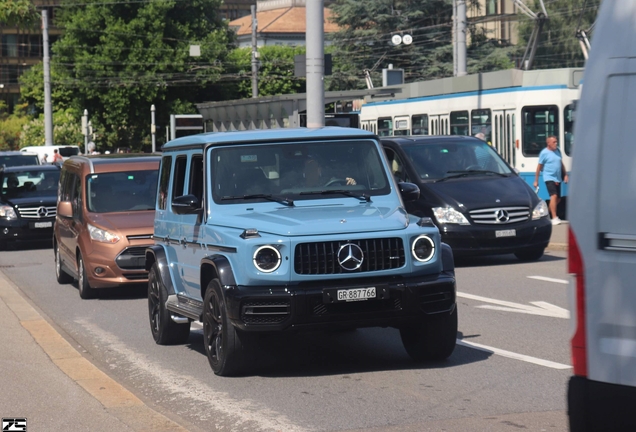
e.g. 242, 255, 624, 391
0, 0, 39, 27
0, 104, 29, 150
20, 0, 232, 151
224, 45, 307, 99
517, 0, 601, 69
19, 109, 84, 148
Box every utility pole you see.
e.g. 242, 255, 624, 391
42, 10, 54, 145
151, 104, 156, 153
454, 0, 467, 77
306, 0, 325, 128
82, 109, 88, 153
251, 5, 259, 98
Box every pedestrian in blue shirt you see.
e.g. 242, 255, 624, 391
534, 135, 569, 225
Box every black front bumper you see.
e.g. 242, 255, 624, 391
224, 272, 456, 332
439, 217, 552, 257
568, 375, 636, 431
0, 217, 55, 245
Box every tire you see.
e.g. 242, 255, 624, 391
77, 253, 97, 299
54, 242, 73, 284
203, 279, 251, 376
400, 306, 458, 362
514, 247, 545, 261
148, 263, 190, 345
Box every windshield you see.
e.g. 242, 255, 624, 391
0, 154, 39, 167
58, 147, 80, 157
212, 140, 390, 204
1, 169, 60, 199
87, 170, 158, 212
403, 140, 514, 181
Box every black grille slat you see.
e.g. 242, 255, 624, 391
294, 238, 405, 275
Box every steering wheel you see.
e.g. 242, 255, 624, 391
465, 165, 482, 171
324, 178, 348, 187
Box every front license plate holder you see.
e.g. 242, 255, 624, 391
323, 285, 390, 304
31, 221, 53, 229
495, 229, 516, 238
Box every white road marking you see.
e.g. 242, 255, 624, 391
457, 291, 570, 319
528, 275, 569, 284
457, 339, 572, 370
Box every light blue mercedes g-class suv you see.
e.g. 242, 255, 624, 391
145, 127, 457, 376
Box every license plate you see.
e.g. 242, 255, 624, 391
33, 221, 52, 228
336, 287, 376, 302
495, 229, 516, 238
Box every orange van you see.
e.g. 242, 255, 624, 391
54, 154, 160, 299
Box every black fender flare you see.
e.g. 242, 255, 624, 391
145, 245, 176, 296
440, 242, 455, 278
200, 254, 237, 297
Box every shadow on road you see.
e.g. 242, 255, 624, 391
455, 252, 565, 268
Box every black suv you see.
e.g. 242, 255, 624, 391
0, 165, 60, 249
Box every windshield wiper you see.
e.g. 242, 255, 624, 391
436, 170, 509, 182
299, 189, 371, 202
221, 194, 294, 206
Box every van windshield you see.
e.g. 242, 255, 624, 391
211, 140, 390, 203
87, 170, 158, 212
58, 147, 80, 157
403, 140, 514, 181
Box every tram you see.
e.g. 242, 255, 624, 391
359, 67, 582, 200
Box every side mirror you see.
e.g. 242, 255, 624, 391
172, 194, 202, 215
57, 201, 73, 218
398, 182, 420, 202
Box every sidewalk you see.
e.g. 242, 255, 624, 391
547, 220, 568, 251
0, 272, 189, 432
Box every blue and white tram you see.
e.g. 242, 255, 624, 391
359, 67, 582, 200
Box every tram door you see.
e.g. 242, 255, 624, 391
492, 109, 516, 168
429, 114, 450, 135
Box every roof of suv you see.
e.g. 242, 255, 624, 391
1, 164, 60, 173
382, 135, 483, 146
163, 127, 377, 150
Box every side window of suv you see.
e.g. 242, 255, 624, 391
172, 156, 187, 203
158, 156, 172, 210
189, 154, 203, 207
384, 147, 409, 182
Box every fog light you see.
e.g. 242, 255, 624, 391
94, 267, 105, 275
2, 228, 8, 235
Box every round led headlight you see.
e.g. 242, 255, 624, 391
253, 245, 281, 273
412, 235, 435, 262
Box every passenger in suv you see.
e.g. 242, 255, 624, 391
146, 127, 458, 376
54, 154, 160, 299
0, 165, 60, 249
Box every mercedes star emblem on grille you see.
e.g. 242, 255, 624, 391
37, 207, 48, 217
337, 243, 364, 271
495, 209, 509, 223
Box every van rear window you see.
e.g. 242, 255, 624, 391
58, 147, 80, 157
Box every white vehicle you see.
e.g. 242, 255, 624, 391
359, 67, 581, 202
20, 145, 81, 163
567, 1, 636, 430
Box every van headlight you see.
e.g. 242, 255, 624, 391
253, 245, 281, 273
532, 200, 549, 220
432, 207, 470, 225
88, 224, 120, 243
0, 205, 17, 220
412, 235, 435, 262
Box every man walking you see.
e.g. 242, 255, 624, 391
534, 135, 568, 225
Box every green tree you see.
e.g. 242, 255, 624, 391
20, 109, 83, 148
0, 103, 29, 150
225, 46, 307, 99
0, 0, 38, 27
517, 0, 601, 69
20, 0, 232, 151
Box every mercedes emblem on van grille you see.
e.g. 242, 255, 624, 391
37, 207, 48, 217
337, 243, 364, 271
495, 209, 509, 223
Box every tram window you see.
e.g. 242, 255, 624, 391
412, 114, 429, 135
522, 105, 559, 156
394, 118, 409, 135
564, 104, 575, 156
378, 117, 393, 136
471, 109, 492, 143
451, 111, 469, 136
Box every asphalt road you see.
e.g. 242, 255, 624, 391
0, 243, 571, 432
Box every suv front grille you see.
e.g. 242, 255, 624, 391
241, 300, 291, 324
18, 206, 56, 219
294, 238, 405, 275
116, 247, 148, 270
469, 206, 529, 224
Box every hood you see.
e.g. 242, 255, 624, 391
89, 211, 155, 236
214, 202, 409, 236
1, 196, 57, 208
425, 175, 535, 210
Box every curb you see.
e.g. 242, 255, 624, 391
0, 272, 189, 432
547, 242, 568, 251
